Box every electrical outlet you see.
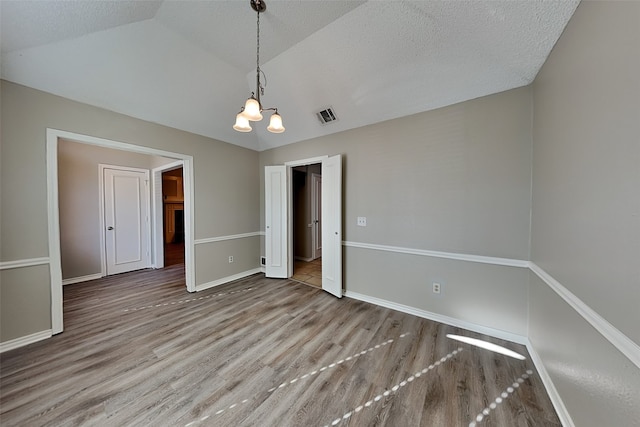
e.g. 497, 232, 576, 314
357, 217, 367, 226
228, 256, 234, 263
432, 282, 441, 294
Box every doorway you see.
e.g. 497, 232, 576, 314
291, 164, 322, 287
264, 154, 342, 298
162, 167, 185, 267
46, 128, 195, 335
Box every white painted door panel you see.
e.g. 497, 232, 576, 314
104, 168, 150, 275
265, 165, 288, 278
321, 155, 342, 298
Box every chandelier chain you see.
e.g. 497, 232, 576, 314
256, 7, 264, 97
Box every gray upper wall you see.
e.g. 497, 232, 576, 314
0, 80, 259, 342
260, 86, 534, 262
259, 87, 534, 337
58, 139, 174, 279
1, 80, 260, 260
531, 1, 640, 344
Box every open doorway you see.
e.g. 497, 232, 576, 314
264, 154, 341, 297
47, 128, 195, 335
162, 167, 185, 267
291, 164, 322, 287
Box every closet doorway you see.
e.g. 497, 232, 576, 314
291, 164, 322, 287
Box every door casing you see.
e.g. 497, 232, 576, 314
265, 155, 343, 298
46, 128, 195, 335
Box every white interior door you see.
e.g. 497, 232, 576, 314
321, 155, 342, 298
265, 165, 288, 278
104, 167, 151, 275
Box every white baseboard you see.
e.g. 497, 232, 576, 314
525, 340, 575, 427
0, 330, 52, 353
294, 256, 314, 262
62, 273, 103, 286
195, 268, 262, 292
344, 290, 528, 345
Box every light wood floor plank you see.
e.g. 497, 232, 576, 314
1, 266, 561, 427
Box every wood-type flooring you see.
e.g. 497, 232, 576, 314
292, 258, 322, 288
0, 266, 561, 426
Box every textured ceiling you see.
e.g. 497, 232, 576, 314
0, 1, 580, 151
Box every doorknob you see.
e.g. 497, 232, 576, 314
107, 226, 114, 230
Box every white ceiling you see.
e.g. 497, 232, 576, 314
1, 0, 579, 152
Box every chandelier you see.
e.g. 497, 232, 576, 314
233, 0, 285, 134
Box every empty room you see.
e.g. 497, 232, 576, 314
1, 1, 638, 426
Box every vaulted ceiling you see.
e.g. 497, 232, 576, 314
1, 1, 579, 151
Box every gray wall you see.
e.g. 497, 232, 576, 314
260, 86, 533, 337
1, 80, 259, 343
530, 1, 640, 424
58, 139, 174, 280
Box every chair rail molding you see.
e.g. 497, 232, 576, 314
0, 257, 50, 270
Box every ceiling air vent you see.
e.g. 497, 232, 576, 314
317, 107, 338, 125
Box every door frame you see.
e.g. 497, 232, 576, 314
99, 164, 152, 276
46, 128, 195, 335
152, 161, 184, 269
284, 156, 329, 278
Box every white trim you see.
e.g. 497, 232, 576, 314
525, 340, 575, 427
195, 268, 262, 292
529, 262, 640, 369
284, 155, 328, 167
343, 241, 529, 268
0, 330, 52, 353
62, 273, 103, 286
295, 256, 314, 262
0, 257, 50, 270
344, 290, 528, 345
194, 232, 261, 245
46, 134, 64, 334
46, 128, 197, 332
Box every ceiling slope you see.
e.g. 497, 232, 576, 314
0, 0, 580, 151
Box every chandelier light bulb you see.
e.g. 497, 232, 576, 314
242, 97, 263, 121
267, 112, 285, 133
233, 112, 252, 132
